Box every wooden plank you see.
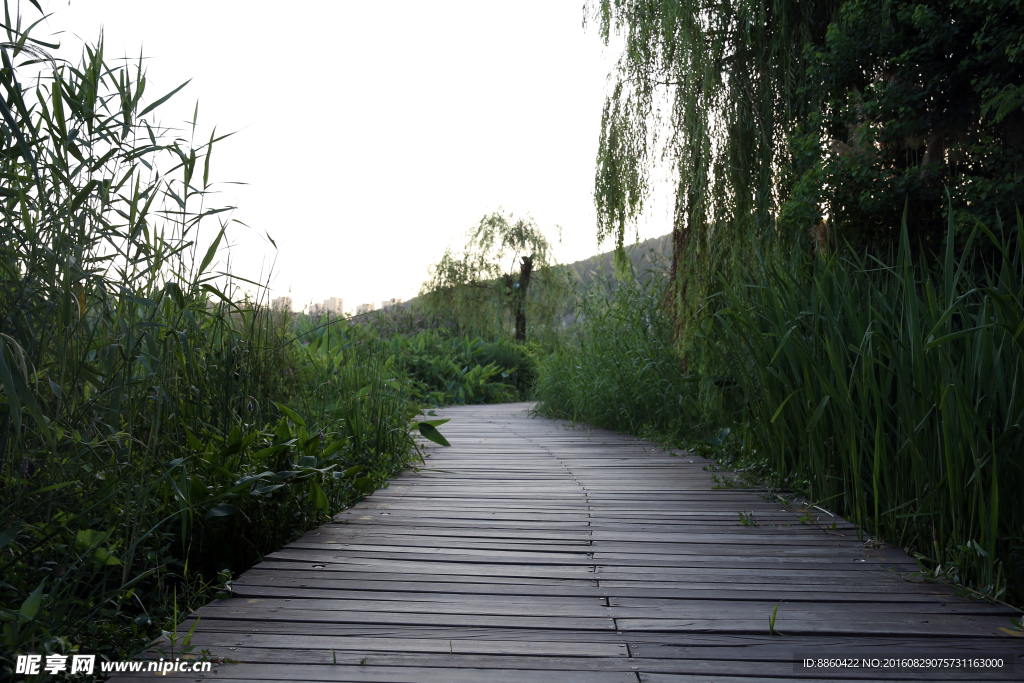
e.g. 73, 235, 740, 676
201, 595, 611, 617
112, 665, 637, 682
116, 402, 1024, 683
614, 617, 1009, 636
153, 633, 628, 657
193, 606, 615, 630
231, 582, 961, 603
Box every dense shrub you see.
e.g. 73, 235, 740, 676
538, 215, 1024, 606
0, 22, 420, 674
535, 268, 710, 439
703, 216, 1024, 605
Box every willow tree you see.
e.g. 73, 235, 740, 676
590, 0, 840, 332
421, 211, 561, 342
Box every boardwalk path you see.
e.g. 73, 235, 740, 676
132, 403, 1023, 681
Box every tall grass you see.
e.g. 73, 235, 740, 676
537, 216, 1024, 605
536, 266, 709, 439
0, 12, 420, 672
703, 215, 1024, 604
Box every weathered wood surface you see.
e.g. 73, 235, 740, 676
124, 403, 1024, 681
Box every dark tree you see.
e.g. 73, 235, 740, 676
421, 211, 558, 342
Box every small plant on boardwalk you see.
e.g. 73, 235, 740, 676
768, 603, 786, 636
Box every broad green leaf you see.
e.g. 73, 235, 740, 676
275, 402, 306, 427
20, 582, 44, 621
0, 527, 17, 549
417, 422, 451, 447
309, 480, 328, 512
198, 224, 226, 275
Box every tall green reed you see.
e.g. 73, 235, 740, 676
536, 263, 709, 438
537, 210, 1023, 604
702, 213, 1024, 604
0, 8, 422, 672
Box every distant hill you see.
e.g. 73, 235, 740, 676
400, 232, 673, 312
563, 233, 672, 289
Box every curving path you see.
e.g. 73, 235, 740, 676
119, 403, 1023, 681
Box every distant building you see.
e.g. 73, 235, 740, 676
307, 297, 342, 317
355, 302, 376, 315
380, 297, 402, 309
322, 297, 343, 315
271, 296, 293, 313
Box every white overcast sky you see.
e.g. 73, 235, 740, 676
40, 1, 672, 311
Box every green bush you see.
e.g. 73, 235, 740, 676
703, 214, 1024, 605
293, 316, 532, 407
538, 213, 1024, 606
535, 269, 710, 439
0, 18, 420, 674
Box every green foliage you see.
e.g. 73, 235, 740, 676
700, 212, 1024, 605
295, 315, 534, 407
590, 0, 841, 327
539, 208, 1024, 605
536, 263, 713, 439
593, 0, 1023, 339
780, 0, 1024, 252
420, 210, 566, 341
0, 10, 422, 674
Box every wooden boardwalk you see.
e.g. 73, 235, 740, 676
128, 403, 1023, 681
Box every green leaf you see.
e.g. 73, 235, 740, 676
275, 402, 306, 428
93, 547, 122, 566
323, 439, 347, 457
770, 388, 803, 423
0, 527, 17, 549
203, 126, 216, 187
309, 479, 328, 512
19, 582, 44, 621
251, 444, 289, 460
198, 224, 227, 275
184, 426, 203, 451
417, 422, 451, 447
806, 396, 830, 432
138, 79, 191, 118
341, 465, 364, 479
75, 528, 102, 551
70, 179, 98, 214
27, 481, 76, 496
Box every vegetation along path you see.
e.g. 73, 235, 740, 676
118, 403, 1023, 682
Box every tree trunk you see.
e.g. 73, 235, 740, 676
514, 255, 533, 342
668, 187, 692, 373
